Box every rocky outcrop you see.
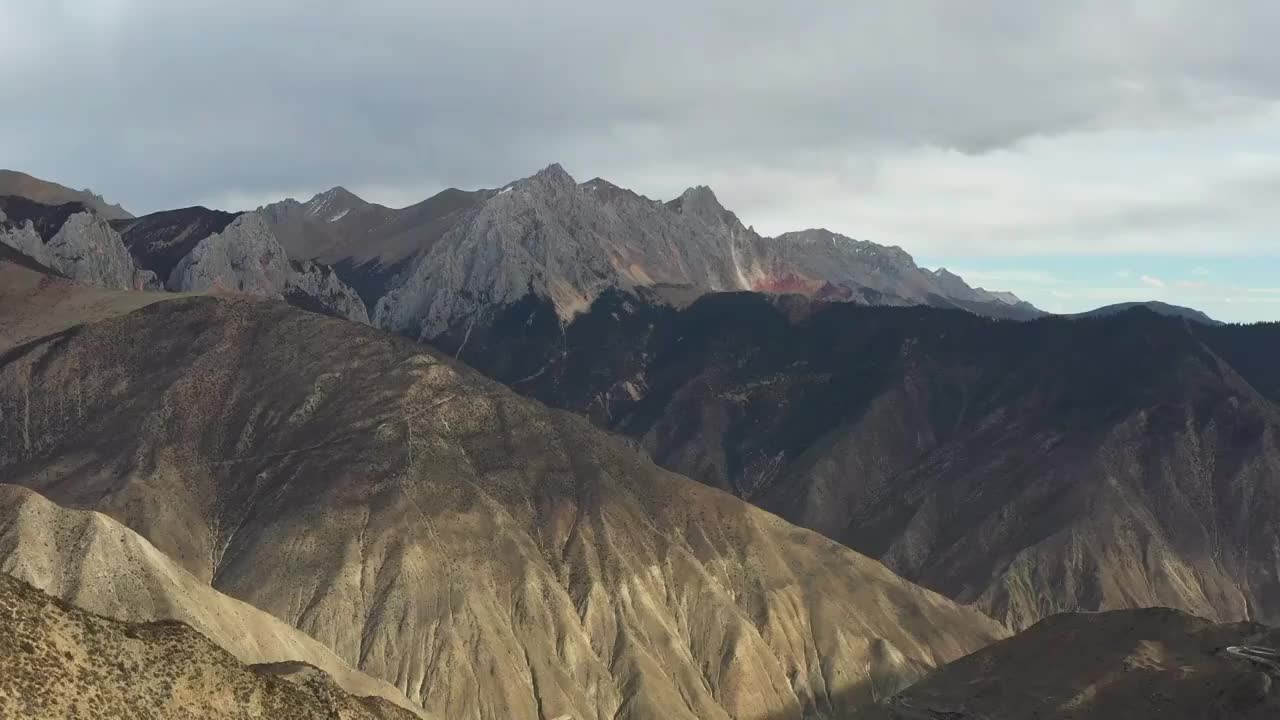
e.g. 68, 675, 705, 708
0, 209, 44, 263
370, 165, 845, 340
285, 259, 370, 324
373, 163, 690, 338
44, 211, 157, 290
165, 212, 291, 295
114, 206, 243, 281
0, 196, 154, 290
117, 205, 372, 323
0, 262, 1006, 720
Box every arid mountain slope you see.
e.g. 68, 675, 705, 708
0, 168, 133, 220
0, 573, 418, 720
0, 259, 1005, 720
0, 483, 425, 716
437, 289, 1280, 631
881, 608, 1280, 719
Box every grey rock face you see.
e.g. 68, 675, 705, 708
166, 212, 290, 295
758, 229, 935, 301
285, 260, 370, 324
116, 205, 371, 323
373, 164, 766, 339
0, 210, 45, 262
929, 267, 1023, 306
0, 204, 149, 290
369, 164, 1040, 340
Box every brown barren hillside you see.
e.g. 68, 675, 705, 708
882, 608, 1280, 719
0, 254, 1005, 720
0, 483, 427, 716
0, 169, 132, 220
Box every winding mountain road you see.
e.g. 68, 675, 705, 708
1225, 646, 1280, 673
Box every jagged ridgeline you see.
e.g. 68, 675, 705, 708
2, 163, 1038, 346
260, 163, 1042, 344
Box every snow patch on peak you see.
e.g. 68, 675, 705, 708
305, 186, 362, 217
503, 163, 577, 195
328, 209, 350, 222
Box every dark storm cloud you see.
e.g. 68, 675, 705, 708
2, 0, 1278, 213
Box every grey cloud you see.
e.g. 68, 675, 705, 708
2, 0, 1279, 213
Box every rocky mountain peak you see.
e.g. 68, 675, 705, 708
523, 162, 577, 190
304, 186, 367, 222
667, 184, 727, 216
489, 163, 579, 201
579, 177, 647, 205
580, 177, 620, 192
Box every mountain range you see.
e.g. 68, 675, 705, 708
0, 251, 1003, 719
260, 164, 1045, 339
0, 166, 1273, 718
6, 164, 1222, 340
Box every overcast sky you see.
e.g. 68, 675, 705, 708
3, 1, 1278, 321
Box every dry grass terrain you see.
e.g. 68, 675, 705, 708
0, 251, 180, 351
0, 572, 418, 719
